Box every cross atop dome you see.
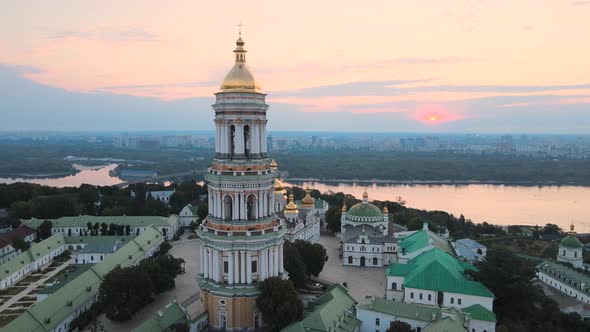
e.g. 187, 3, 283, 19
362, 188, 369, 204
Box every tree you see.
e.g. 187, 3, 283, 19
293, 240, 328, 277
325, 206, 342, 233
98, 266, 155, 321
139, 259, 175, 294
37, 219, 53, 240
283, 241, 306, 287
9, 201, 32, 219
256, 277, 304, 331
170, 323, 190, 332
386, 320, 413, 332
541, 223, 562, 235
12, 237, 29, 252
155, 242, 172, 256
197, 203, 208, 222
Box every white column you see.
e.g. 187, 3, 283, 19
203, 248, 208, 278
252, 124, 260, 156
232, 194, 237, 220
228, 251, 234, 285
240, 251, 246, 283
269, 248, 274, 277
215, 122, 220, 154
234, 251, 240, 283
213, 250, 219, 282
263, 191, 268, 217
261, 125, 267, 154
235, 124, 244, 155
234, 192, 239, 220
199, 246, 203, 275
260, 250, 267, 281
221, 124, 227, 155
239, 192, 245, 220
246, 252, 252, 284
216, 191, 221, 218
208, 249, 213, 279
258, 190, 264, 218
279, 243, 284, 274
273, 246, 279, 276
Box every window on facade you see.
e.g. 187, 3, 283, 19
224, 261, 229, 273
252, 261, 257, 273
419, 293, 423, 300
375, 318, 380, 326
428, 294, 431, 301
450, 297, 454, 304
410, 292, 414, 299
575, 251, 578, 258
458, 299, 462, 305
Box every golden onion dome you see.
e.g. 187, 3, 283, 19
383, 206, 389, 214
274, 178, 284, 192
284, 193, 299, 214
219, 34, 262, 93
301, 187, 315, 208
270, 159, 278, 169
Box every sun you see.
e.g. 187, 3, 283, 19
428, 116, 438, 122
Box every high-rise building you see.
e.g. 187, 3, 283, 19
197, 33, 285, 330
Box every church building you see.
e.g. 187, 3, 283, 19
340, 191, 397, 267
197, 32, 285, 330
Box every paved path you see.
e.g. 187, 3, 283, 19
0, 259, 72, 313
317, 235, 387, 301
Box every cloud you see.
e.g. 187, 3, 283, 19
99, 81, 218, 90
570, 1, 590, 6
44, 27, 162, 43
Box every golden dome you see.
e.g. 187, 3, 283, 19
569, 223, 577, 236
383, 206, 389, 214
270, 159, 278, 169
301, 187, 315, 208
284, 193, 299, 214
220, 35, 262, 93
274, 178, 284, 192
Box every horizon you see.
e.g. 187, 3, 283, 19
1, 1, 589, 133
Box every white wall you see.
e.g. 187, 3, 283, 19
469, 319, 496, 332
537, 271, 590, 304
357, 308, 428, 332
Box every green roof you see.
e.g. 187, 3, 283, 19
387, 248, 494, 298
1, 234, 65, 279
346, 202, 383, 218
132, 301, 188, 332
188, 204, 199, 215
23, 215, 177, 229
398, 229, 453, 255
357, 297, 439, 322
64, 235, 134, 246
38, 264, 95, 295
281, 284, 360, 332
422, 311, 466, 332
560, 235, 583, 248
462, 304, 496, 322
4, 226, 164, 332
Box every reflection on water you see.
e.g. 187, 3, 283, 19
0, 164, 123, 187
286, 181, 590, 233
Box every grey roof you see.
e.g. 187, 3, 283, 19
78, 239, 124, 254
456, 238, 485, 250
343, 225, 397, 244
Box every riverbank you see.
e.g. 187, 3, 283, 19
286, 177, 589, 186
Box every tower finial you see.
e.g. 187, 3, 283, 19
237, 22, 244, 37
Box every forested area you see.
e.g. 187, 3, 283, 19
0, 181, 208, 224
276, 151, 590, 184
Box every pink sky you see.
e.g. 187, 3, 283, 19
1, 0, 589, 132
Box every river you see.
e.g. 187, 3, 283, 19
285, 181, 590, 233
1, 164, 588, 232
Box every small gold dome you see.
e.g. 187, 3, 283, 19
383, 206, 389, 214
274, 178, 284, 192
284, 193, 299, 214
301, 187, 315, 208
220, 35, 262, 93
270, 159, 278, 169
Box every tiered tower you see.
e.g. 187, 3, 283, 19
197, 33, 285, 330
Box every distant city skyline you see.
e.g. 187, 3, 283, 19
1, 1, 589, 133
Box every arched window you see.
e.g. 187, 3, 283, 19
450, 297, 454, 304
574, 251, 578, 258
348, 256, 353, 264
246, 194, 257, 220
223, 195, 233, 221
219, 310, 227, 329
563, 249, 566, 256
392, 282, 397, 290
373, 257, 378, 265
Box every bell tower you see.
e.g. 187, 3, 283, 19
197, 33, 285, 331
